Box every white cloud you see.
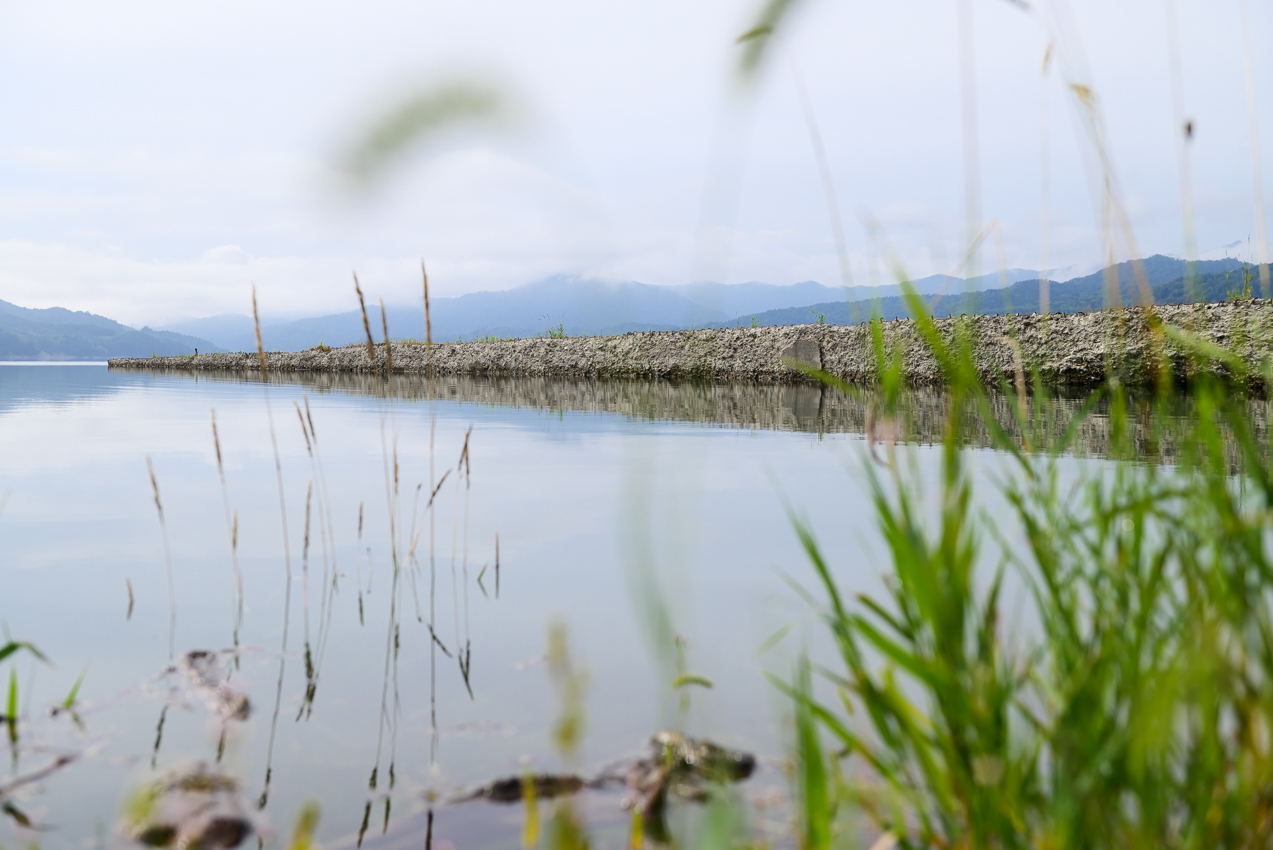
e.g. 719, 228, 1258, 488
199, 245, 252, 265
0, 0, 1267, 324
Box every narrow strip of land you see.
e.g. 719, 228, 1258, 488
109, 301, 1273, 388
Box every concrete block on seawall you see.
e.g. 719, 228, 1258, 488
780, 338, 821, 372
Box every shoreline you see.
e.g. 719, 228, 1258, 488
109, 301, 1273, 388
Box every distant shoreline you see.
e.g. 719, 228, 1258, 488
109, 302, 1273, 389
0, 360, 108, 366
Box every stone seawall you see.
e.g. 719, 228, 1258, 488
110, 301, 1273, 388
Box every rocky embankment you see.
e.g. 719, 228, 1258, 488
110, 301, 1273, 388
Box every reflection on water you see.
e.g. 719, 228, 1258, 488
2, 364, 1267, 850
1, 365, 840, 850
139, 367, 1271, 462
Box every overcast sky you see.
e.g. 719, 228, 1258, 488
0, 0, 1269, 326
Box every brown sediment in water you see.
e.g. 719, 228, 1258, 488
112, 302, 1273, 389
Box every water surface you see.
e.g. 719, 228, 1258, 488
0, 364, 1220, 848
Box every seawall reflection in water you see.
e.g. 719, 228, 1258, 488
144, 368, 1270, 464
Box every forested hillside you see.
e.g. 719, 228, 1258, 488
0, 299, 215, 359
731, 256, 1258, 326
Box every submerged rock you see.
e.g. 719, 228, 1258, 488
453, 731, 756, 813
122, 762, 260, 850
454, 773, 586, 804
626, 731, 757, 814
179, 651, 251, 722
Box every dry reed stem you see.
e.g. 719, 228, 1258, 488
449, 434, 470, 656
458, 427, 472, 486
261, 393, 291, 584
260, 474, 296, 805
1040, 42, 1053, 320
356, 501, 366, 627
1241, 0, 1271, 297
296, 476, 318, 722
410, 474, 451, 559
957, 0, 981, 283
1059, 64, 1163, 386
380, 297, 392, 375
422, 260, 433, 349
354, 274, 376, 364
0, 754, 78, 800
252, 286, 267, 381
211, 409, 245, 654
925, 220, 995, 312
302, 479, 313, 641
423, 258, 439, 758
1164, 0, 1197, 275
150, 706, 167, 770
247, 291, 294, 800
297, 395, 338, 681
790, 60, 856, 325
145, 455, 176, 660
457, 427, 474, 698
294, 404, 312, 455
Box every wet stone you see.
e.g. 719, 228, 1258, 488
456, 773, 586, 804
626, 731, 757, 813
453, 731, 756, 814
122, 763, 261, 850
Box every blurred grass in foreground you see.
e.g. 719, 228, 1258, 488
778, 291, 1273, 849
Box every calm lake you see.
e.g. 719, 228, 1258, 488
0, 363, 1207, 849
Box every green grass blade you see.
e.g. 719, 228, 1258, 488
0, 642, 47, 665
794, 656, 832, 850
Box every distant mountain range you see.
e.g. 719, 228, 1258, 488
162, 268, 1043, 352
735, 255, 1253, 327
2, 256, 1258, 360
0, 299, 215, 360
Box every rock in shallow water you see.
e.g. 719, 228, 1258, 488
122, 762, 262, 850
453, 730, 757, 811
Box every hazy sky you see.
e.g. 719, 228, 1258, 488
0, 0, 1269, 325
